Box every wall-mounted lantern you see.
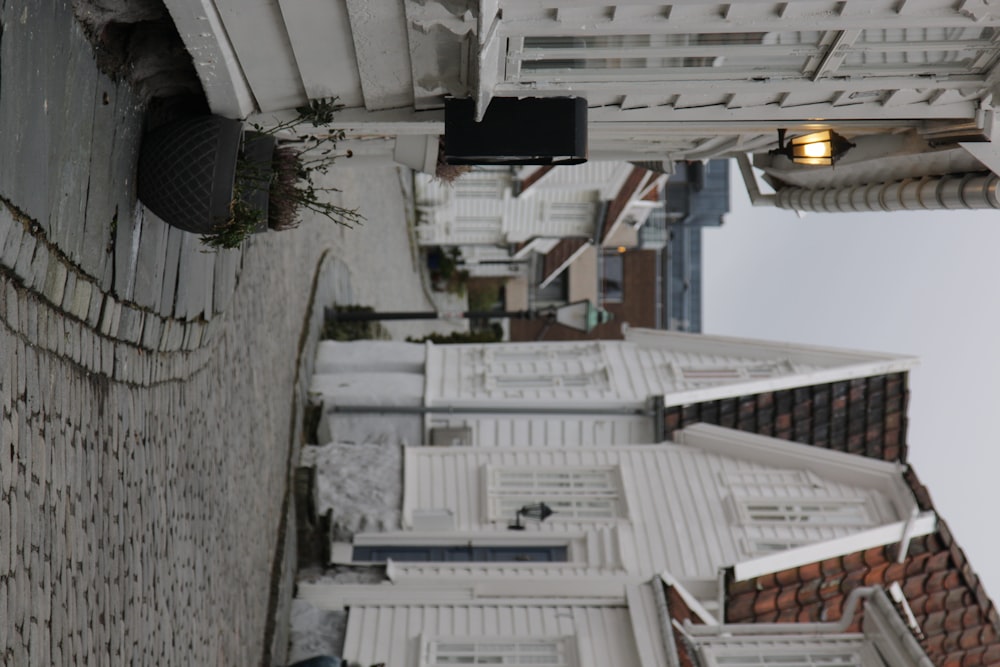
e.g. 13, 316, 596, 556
770, 128, 855, 166
508, 502, 555, 530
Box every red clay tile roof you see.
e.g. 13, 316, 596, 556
724, 525, 1000, 667
601, 167, 648, 242
517, 165, 556, 194
664, 373, 910, 462
540, 238, 589, 286
663, 585, 701, 667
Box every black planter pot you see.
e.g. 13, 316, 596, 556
238, 132, 276, 232
138, 114, 274, 235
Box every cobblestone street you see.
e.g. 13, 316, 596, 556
0, 1, 453, 664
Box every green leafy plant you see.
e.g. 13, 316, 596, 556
200, 165, 266, 249
321, 305, 388, 341
427, 247, 469, 295
406, 326, 503, 344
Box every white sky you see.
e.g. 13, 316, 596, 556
703, 162, 1000, 598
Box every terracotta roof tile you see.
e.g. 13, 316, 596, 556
663, 585, 701, 667
725, 532, 1000, 667
517, 165, 555, 194
539, 238, 588, 285
664, 372, 910, 462
602, 167, 648, 241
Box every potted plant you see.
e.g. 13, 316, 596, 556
137, 98, 363, 249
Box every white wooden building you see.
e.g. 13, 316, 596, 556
308, 327, 916, 447
167, 0, 1000, 213
295, 333, 991, 667
414, 162, 665, 310
298, 423, 936, 667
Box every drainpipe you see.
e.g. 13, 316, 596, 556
774, 172, 1000, 213
684, 586, 879, 636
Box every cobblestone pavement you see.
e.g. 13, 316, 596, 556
0, 1, 455, 665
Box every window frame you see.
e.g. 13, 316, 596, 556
732, 496, 874, 527
483, 465, 629, 523
600, 251, 625, 303
421, 635, 576, 667
697, 636, 875, 667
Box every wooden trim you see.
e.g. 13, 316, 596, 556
518, 165, 557, 194
731, 512, 937, 582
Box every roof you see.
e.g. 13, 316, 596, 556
663, 372, 910, 462
723, 523, 1000, 667
539, 238, 589, 287
658, 368, 999, 667
601, 166, 650, 242
663, 518, 1000, 667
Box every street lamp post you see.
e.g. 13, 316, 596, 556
325, 299, 612, 334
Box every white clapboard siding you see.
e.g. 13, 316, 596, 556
425, 341, 823, 408
627, 583, 670, 667
343, 602, 642, 667
427, 342, 632, 406
429, 414, 654, 447
406, 445, 901, 580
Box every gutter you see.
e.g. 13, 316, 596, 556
685, 586, 880, 637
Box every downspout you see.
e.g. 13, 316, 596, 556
774, 172, 1000, 213
684, 586, 880, 636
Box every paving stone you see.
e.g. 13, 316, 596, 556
25, 295, 38, 343
140, 315, 162, 351
132, 212, 170, 311
0, 10, 424, 663
0, 212, 24, 268
43, 258, 68, 306
101, 338, 114, 376
117, 307, 144, 345
86, 286, 104, 329
60, 270, 77, 312
99, 297, 119, 337
5, 282, 18, 330
28, 245, 51, 294
12, 232, 36, 282
158, 226, 184, 318
71, 277, 92, 321
0, 203, 15, 252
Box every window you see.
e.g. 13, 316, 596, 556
486, 466, 626, 521
681, 362, 788, 384
698, 638, 871, 667
721, 469, 821, 492
482, 344, 610, 393
736, 498, 873, 527
600, 252, 624, 303
424, 637, 573, 667
508, 26, 1000, 86
740, 537, 814, 555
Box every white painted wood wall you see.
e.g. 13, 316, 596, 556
400, 443, 903, 581
414, 165, 625, 247
342, 599, 647, 667
427, 413, 655, 449
423, 340, 823, 410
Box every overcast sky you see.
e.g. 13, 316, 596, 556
703, 162, 1000, 598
